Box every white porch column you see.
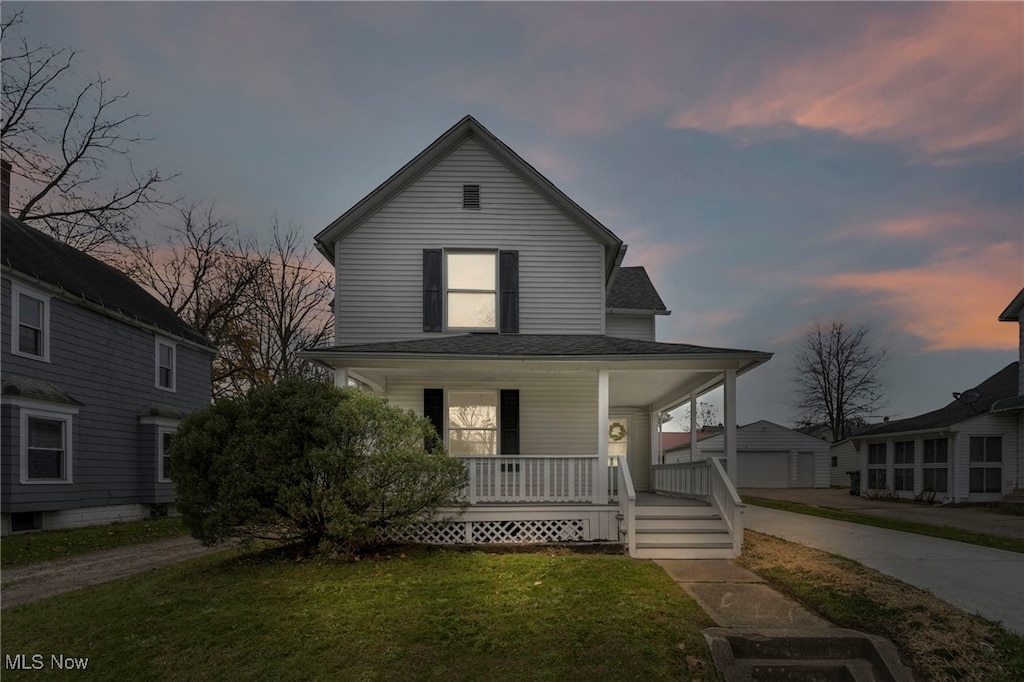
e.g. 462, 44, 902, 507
724, 369, 737, 485
334, 367, 350, 389
597, 369, 609, 502
650, 410, 661, 467
689, 391, 698, 463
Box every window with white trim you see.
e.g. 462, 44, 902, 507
447, 390, 498, 455
155, 338, 176, 391
893, 440, 914, 492
866, 442, 887, 490
158, 428, 175, 482
20, 409, 73, 483
11, 283, 50, 361
969, 436, 1002, 494
445, 251, 496, 330
922, 438, 948, 494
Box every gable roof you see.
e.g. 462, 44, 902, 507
662, 430, 719, 452
999, 287, 1024, 321
687, 419, 829, 449
607, 266, 669, 313
307, 333, 768, 360
857, 362, 1019, 437
314, 115, 626, 280
1, 214, 214, 349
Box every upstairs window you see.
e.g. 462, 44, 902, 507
11, 283, 50, 361
446, 252, 497, 330
155, 338, 176, 391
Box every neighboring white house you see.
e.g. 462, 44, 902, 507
829, 439, 861, 488
854, 288, 1024, 503
665, 420, 830, 488
302, 116, 772, 557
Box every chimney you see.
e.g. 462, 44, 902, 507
1, 159, 10, 214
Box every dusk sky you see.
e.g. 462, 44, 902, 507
8, 2, 1023, 429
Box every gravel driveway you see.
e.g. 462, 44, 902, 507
1, 536, 232, 609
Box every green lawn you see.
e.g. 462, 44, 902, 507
742, 496, 1024, 554
1, 547, 720, 681
1, 516, 187, 569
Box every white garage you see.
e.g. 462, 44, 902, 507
737, 451, 790, 487
664, 420, 830, 488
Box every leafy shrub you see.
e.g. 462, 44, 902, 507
172, 379, 467, 553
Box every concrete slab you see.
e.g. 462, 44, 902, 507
655, 559, 763, 584
682, 582, 832, 629
745, 505, 1024, 635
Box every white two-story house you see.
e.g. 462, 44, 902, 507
303, 116, 771, 558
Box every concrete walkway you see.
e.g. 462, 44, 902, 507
744, 505, 1024, 635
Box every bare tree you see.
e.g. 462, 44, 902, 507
125, 203, 267, 399
249, 220, 334, 387
793, 318, 887, 442
1, 11, 172, 255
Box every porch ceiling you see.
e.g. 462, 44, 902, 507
315, 355, 766, 412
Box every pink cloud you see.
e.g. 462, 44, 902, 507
672, 4, 1022, 160
814, 242, 1022, 351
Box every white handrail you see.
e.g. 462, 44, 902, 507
617, 461, 637, 556
652, 458, 745, 556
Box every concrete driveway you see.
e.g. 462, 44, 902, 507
741, 487, 1024, 540
743, 505, 1024, 635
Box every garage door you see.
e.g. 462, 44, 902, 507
738, 452, 789, 487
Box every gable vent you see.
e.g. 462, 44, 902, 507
462, 184, 481, 210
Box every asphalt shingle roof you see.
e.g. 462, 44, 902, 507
2, 214, 214, 348
607, 266, 667, 311
315, 333, 765, 357
857, 362, 1019, 437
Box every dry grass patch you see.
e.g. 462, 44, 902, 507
738, 530, 1024, 682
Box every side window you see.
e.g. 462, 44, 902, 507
155, 338, 176, 391
11, 283, 50, 361
158, 428, 175, 482
20, 410, 74, 484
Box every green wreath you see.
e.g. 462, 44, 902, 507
609, 422, 627, 442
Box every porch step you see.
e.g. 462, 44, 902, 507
629, 495, 735, 559
1001, 489, 1024, 508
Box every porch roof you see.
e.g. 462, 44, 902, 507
305, 333, 766, 360
303, 334, 771, 411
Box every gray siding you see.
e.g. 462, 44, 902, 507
334, 138, 606, 343
385, 373, 598, 456
1, 276, 212, 514
605, 313, 655, 341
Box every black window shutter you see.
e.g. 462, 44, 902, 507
499, 250, 519, 334
423, 388, 444, 449
423, 249, 442, 332
500, 389, 520, 455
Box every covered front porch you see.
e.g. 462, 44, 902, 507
302, 335, 770, 557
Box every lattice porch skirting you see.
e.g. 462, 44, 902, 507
389, 518, 588, 545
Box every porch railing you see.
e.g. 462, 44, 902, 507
459, 456, 598, 504
617, 460, 637, 557
652, 457, 745, 554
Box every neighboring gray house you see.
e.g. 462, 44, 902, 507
1, 214, 215, 534
854, 288, 1023, 504
664, 420, 830, 488
830, 439, 861, 488
302, 115, 772, 558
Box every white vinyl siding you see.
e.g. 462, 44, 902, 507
605, 313, 655, 341
386, 373, 598, 456
334, 138, 605, 343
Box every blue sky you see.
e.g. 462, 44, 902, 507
8, 2, 1023, 428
